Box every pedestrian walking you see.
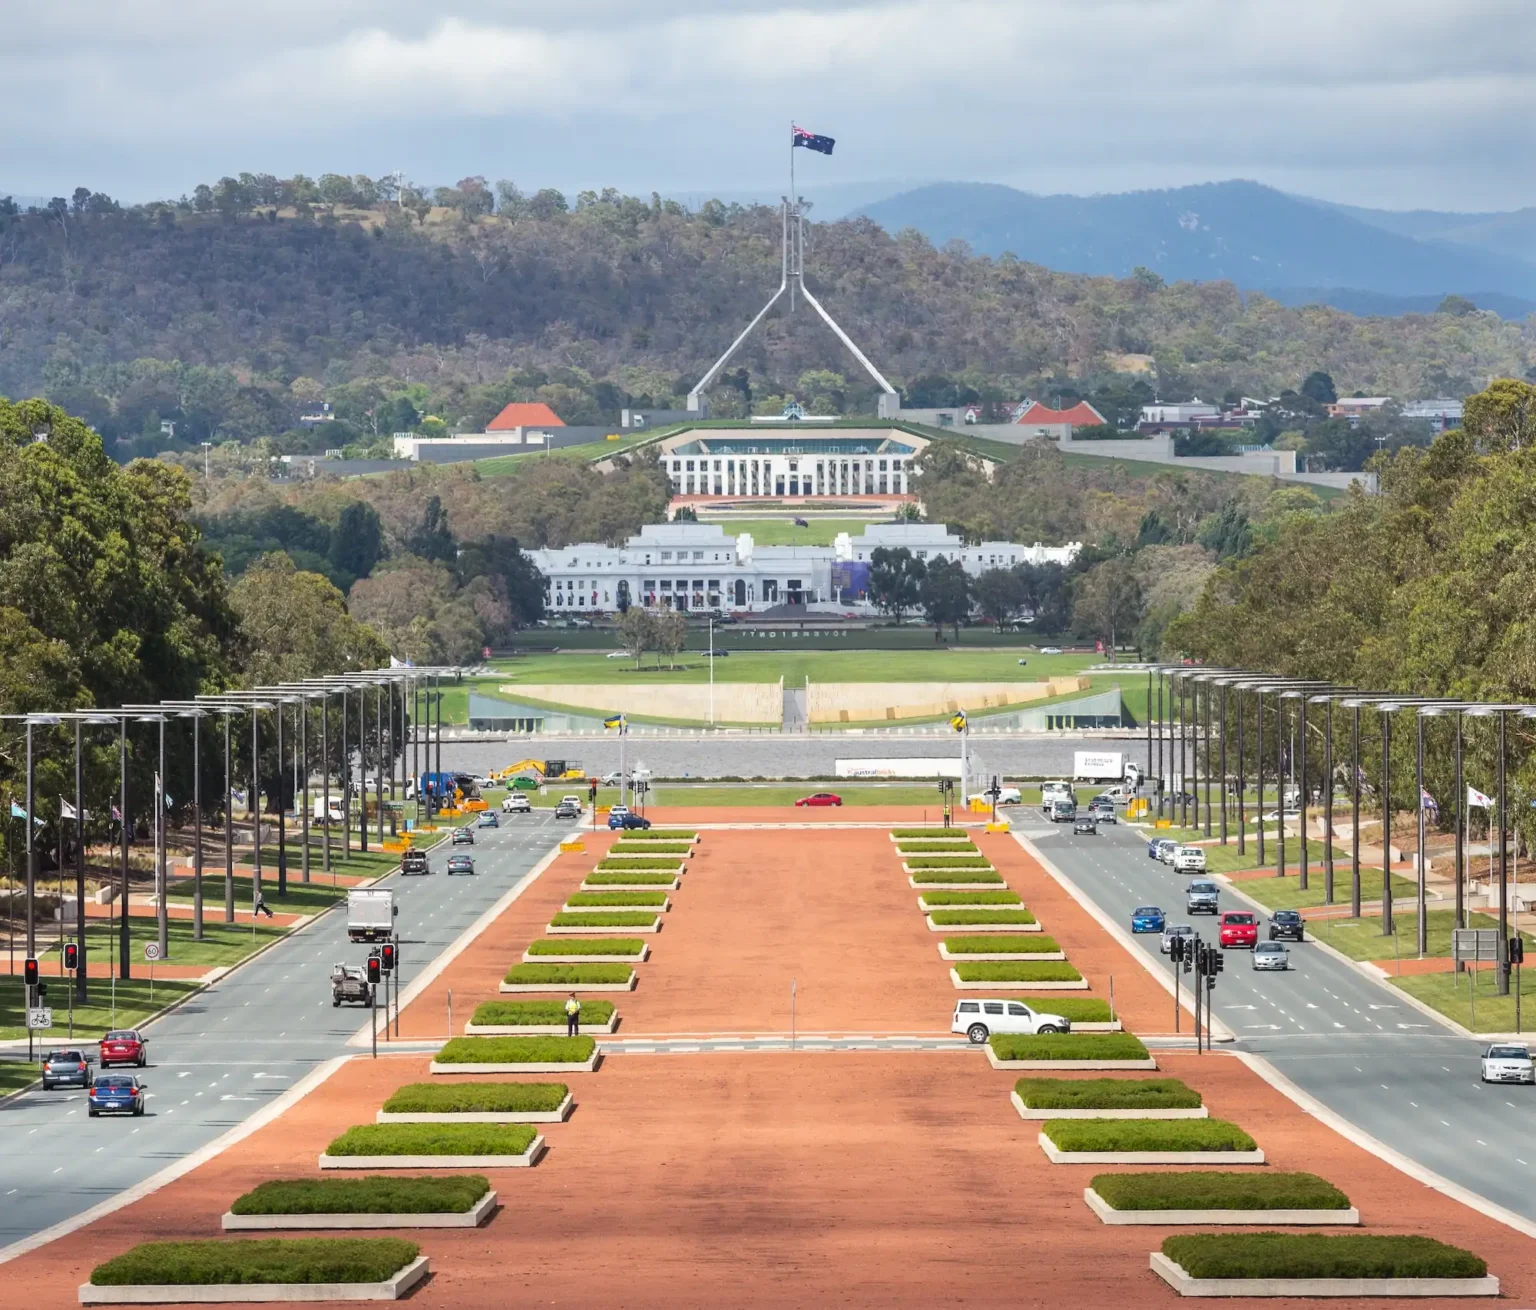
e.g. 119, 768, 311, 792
564, 992, 581, 1037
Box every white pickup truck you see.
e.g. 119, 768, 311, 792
347, 888, 396, 943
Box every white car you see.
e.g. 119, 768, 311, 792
560, 794, 583, 808
501, 793, 531, 814
1481, 1044, 1535, 1084
1173, 846, 1207, 873
952, 998, 1071, 1043
970, 787, 1022, 807
1251, 941, 1290, 971
605, 650, 630, 659
608, 804, 630, 820
1040, 646, 1063, 655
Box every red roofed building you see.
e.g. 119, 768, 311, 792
486, 402, 565, 431
1013, 400, 1106, 428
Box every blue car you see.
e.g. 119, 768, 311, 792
1130, 906, 1166, 934
608, 811, 652, 830
88, 1073, 146, 1117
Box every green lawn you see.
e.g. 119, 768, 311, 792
1313, 910, 1536, 964
1235, 866, 1419, 912
164, 875, 351, 915
693, 517, 877, 545
40, 917, 288, 968
639, 784, 959, 807
1394, 967, 1536, 1033
0, 1058, 39, 1095
1200, 840, 1349, 876
0, 976, 202, 1042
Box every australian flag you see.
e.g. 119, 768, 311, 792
792, 125, 835, 155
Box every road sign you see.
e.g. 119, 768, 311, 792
26, 1008, 52, 1030
143, 943, 161, 962
1452, 928, 1502, 964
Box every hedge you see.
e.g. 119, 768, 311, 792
326, 1123, 538, 1157
583, 872, 677, 885
897, 842, 977, 854
998, 998, 1112, 1024
468, 1001, 615, 1027
566, 891, 669, 907
90, 1239, 420, 1287
612, 829, 696, 840
1095, 1171, 1349, 1212
503, 963, 634, 985
944, 934, 1060, 954
891, 828, 968, 838
930, 909, 1037, 926
230, 1176, 490, 1216
436, 1036, 595, 1064
906, 855, 993, 869
920, 890, 1021, 906
610, 842, 692, 854
1042, 1118, 1254, 1153
1161, 1234, 1486, 1280
990, 1032, 1148, 1061
955, 961, 1083, 983
526, 938, 645, 957
1016, 1076, 1198, 1110
913, 871, 1006, 885
593, 857, 683, 871
382, 1081, 570, 1114
549, 911, 659, 928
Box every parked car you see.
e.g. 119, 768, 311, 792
451, 827, 475, 846
1219, 911, 1259, 949
1186, 881, 1221, 915
951, 997, 1072, 1044
970, 786, 1022, 807
98, 1030, 147, 1069
1481, 1043, 1536, 1085
610, 811, 652, 829
1072, 815, 1097, 835
1160, 924, 1195, 955
446, 853, 476, 876
1269, 909, 1305, 941
1040, 646, 1063, 655
1172, 846, 1207, 873
605, 650, 631, 659
477, 811, 499, 828
796, 792, 843, 807
88, 1073, 146, 1117
400, 849, 430, 876
1251, 941, 1290, 971
554, 799, 582, 820
1130, 906, 1166, 934
41, 1050, 92, 1090
502, 793, 531, 814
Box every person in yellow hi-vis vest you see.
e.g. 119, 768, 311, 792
564, 992, 581, 1037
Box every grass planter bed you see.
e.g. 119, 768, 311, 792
1152, 1234, 1496, 1298
378, 1081, 573, 1123
564, 892, 671, 910
988, 1032, 1154, 1068
917, 890, 1022, 908
952, 962, 1088, 991
465, 1001, 616, 1036
1086, 1172, 1357, 1226
890, 828, 976, 839
978, 998, 1119, 1033
430, 1036, 598, 1074
1012, 1076, 1203, 1119
500, 963, 636, 992
939, 934, 1063, 961
320, 1123, 545, 1170
547, 912, 661, 934
910, 874, 1006, 889
1039, 1118, 1262, 1164
613, 830, 697, 842
593, 857, 686, 872
926, 910, 1039, 932
82, 1238, 427, 1304
224, 1177, 496, 1231
609, 842, 693, 855
581, 873, 679, 890
525, 938, 647, 961
895, 843, 979, 856
904, 855, 994, 870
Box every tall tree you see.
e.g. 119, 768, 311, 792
868, 546, 926, 623
1072, 559, 1143, 660
920, 557, 971, 640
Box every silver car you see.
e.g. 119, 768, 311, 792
1252, 941, 1290, 971
1160, 924, 1195, 955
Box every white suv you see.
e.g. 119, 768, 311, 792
952, 998, 1072, 1043
501, 793, 531, 814
1173, 846, 1207, 873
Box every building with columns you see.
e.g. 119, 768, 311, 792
652, 427, 927, 499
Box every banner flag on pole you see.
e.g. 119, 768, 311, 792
10, 801, 24, 820
791, 125, 835, 155
1419, 788, 1437, 814
60, 798, 77, 821
1467, 785, 1494, 809
603, 714, 624, 731
950, 710, 967, 733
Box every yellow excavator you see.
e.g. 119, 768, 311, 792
494, 759, 586, 789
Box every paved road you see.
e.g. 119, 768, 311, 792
0, 810, 564, 1250
600, 1036, 970, 1054
1021, 815, 1536, 1221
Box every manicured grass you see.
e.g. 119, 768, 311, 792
920, 890, 1021, 906
583, 872, 678, 886
0, 975, 201, 1043
912, 871, 1006, 885
0, 1058, 38, 1096
611, 830, 696, 840
1160, 1233, 1486, 1280
650, 784, 956, 805
1005, 998, 1113, 1023
1198, 839, 1348, 876
90, 1238, 420, 1287
1393, 967, 1536, 1034
930, 909, 1037, 926
1095, 1171, 1348, 1212
905, 855, 994, 869
469, 1000, 615, 1028
944, 934, 1061, 954
231, 1176, 490, 1216
896, 842, 978, 854
1016, 1077, 1199, 1110
609, 842, 692, 855
1314, 909, 1536, 963
436, 1036, 595, 1064
549, 911, 659, 928
326, 1123, 538, 1157
594, 857, 685, 871
1235, 865, 1417, 912
1043, 1118, 1254, 1152
992, 1032, 1148, 1061
955, 961, 1083, 983
566, 891, 669, 907
891, 828, 977, 839
382, 1082, 570, 1114
526, 937, 646, 957
164, 873, 350, 915
503, 963, 634, 985
42, 917, 286, 969
699, 516, 873, 545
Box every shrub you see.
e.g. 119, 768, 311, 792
90, 1238, 420, 1287
382, 1081, 570, 1114
913, 871, 1006, 884
583, 872, 677, 885
1161, 1234, 1486, 1280
326, 1123, 538, 1157
990, 1032, 1147, 1060
906, 855, 993, 869
595, 857, 683, 870
549, 911, 659, 928
612, 830, 695, 840
436, 1036, 595, 1064
527, 938, 645, 956
891, 828, 969, 838
930, 909, 1037, 925
944, 934, 1060, 954
1042, 1118, 1254, 1152
1015, 1076, 1198, 1110
503, 963, 634, 985
896, 842, 978, 854
468, 1001, 615, 1027
565, 891, 668, 907
920, 890, 1021, 906
230, 1177, 490, 1216
1095, 1171, 1348, 1212
1002, 998, 1113, 1024
955, 961, 1082, 983
610, 842, 692, 854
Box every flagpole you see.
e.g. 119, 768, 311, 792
788, 121, 796, 314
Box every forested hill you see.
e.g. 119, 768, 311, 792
0, 189, 1530, 414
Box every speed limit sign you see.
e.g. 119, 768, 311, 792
143, 943, 161, 962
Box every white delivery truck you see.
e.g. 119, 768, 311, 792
1073, 751, 1125, 783
312, 796, 345, 825
347, 888, 396, 943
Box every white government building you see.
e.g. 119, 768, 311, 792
527, 523, 1081, 614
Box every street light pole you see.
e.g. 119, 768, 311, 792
119, 716, 130, 979
299, 697, 310, 884
1297, 696, 1308, 892
1276, 692, 1286, 879
1218, 683, 1228, 844
73, 718, 86, 1003
1351, 704, 1362, 918
1498, 708, 1509, 996
224, 710, 234, 924
1155, 673, 1164, 818
1322, 698, 1334, 905
1256, 689, 1265, 868
1381, 706, 1393, 937
1236, 688, 1246, 857
1415, 708, 1427, 956
156, 713, 168, 960
192, 711, 203, 942
25, 717, 36, 959
276, 701, 287, 898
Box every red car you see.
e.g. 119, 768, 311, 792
1219, 911, 1259, 950
795, 792, 843, 807
99, 1029, 148, 1068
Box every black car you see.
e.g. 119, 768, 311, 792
1269, 909, 1305, 942
1072, 816, 1098, 835
451, 827, 475, 846
554, 800, 582, 820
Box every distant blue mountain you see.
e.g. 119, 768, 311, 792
855, 180, 1536, 309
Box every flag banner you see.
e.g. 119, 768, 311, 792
792, 125, 835, 155
1419, 788, 1437, 813
60, 798, 77, 821
1467, 785, 1494, 809
9, 802, 25, 820
603, 714, 624, 731
111, 804, 122, 822
950, 711, 968, 733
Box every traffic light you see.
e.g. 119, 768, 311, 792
380, 942, 396, 974
589, 783, 597, 802
1510, 937, 1525, 966
366, 953, 381, 985
1212, 951, 1225, 974
1169, 937, 1184, 964
23, 957, 38, 987
64, 943, 78, 972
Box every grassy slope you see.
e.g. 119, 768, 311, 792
0, 976, 202, 1042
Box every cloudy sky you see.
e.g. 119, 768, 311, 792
7, 0, 1536, 212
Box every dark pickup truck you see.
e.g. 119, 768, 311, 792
400, 849, 430, 876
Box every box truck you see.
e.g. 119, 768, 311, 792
1073, 751, 1125, 782
347, 888, 396, 943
